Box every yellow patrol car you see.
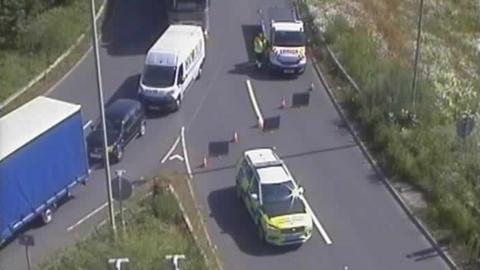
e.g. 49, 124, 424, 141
235, 148, 313, 245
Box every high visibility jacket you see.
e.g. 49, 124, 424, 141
254, 36, 265, 53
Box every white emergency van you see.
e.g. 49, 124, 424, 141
139, 24, 205, 112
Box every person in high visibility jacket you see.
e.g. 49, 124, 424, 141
253, 32, 267, 69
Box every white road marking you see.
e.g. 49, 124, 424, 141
301, 196, 333, 245
67, 202, 108, 231
169, 154, 184, 161
181, 126, 193, 179
245, 80, 264, 126
160, 136, 181, 164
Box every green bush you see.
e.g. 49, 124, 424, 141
41, 183, 207, 270
0, 0, 92, 103
323, 14, 480, 252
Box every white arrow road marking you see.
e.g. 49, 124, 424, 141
181, 126, 193, 179
300, 196, 333, 245
169, 154, 184, 161
161, 136, 181, 164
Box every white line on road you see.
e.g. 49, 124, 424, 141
181, 126, 193, 179
301, 196, 333, 245
160, 136, 181, 164
67, 202, 108, 232
245, 80, 264, 127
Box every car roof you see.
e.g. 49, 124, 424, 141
256, 166, 292, 185
106, 99, 140, 118
244, 148, 282, 168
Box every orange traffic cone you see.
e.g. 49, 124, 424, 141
232, 131, 239, 143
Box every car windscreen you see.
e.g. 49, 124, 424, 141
261, 181, 295, 203
142, 65, 176, 88
273, 31, 305, 47
172, 0, 205, 11
105, 118, 122, 131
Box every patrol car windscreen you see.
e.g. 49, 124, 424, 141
262, 181, 295, 203
273, 31, 306, 47
142, 65, 176, 88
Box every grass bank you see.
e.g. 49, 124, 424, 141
0, 0, 103, 113
39, 175, 209, 270
300, 0, 480, 268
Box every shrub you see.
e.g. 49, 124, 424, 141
323, 13, 480, 254
0, 0, 92, 103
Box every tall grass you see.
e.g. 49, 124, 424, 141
0, 0, 99, 103
40, 182, 207, 270
321, 14, 480, 265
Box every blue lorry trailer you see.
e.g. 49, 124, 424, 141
0, 96, 89, 245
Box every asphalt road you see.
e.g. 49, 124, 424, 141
0, 0, 450, 269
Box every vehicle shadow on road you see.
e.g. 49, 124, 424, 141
208, 186, 301, 256
101, 0, 168, 56
106, 74, 141, 106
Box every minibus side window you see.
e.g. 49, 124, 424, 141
177, 65, 184, 84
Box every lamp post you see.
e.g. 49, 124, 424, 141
411, 0, 424, 112
90, 0, 116, 236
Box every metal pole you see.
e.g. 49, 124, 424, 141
204, 0, 210, 36
116, 170, 126, 231
25, 246, 32, 270
90, 0, 116, 235
411, 0, 424, 111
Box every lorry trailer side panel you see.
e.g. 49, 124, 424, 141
0, 111, 89, 243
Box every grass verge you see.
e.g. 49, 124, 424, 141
38, 173, 211, 270
299, 1, 480, 268
0, 0, 104, 115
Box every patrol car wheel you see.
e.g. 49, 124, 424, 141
257, 224, 266, 243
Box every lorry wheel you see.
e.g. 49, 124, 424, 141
41, 208, 54, 224
138, 121, 146, 137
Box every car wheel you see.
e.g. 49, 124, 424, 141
196, 67, 202, 80
114, 146, 123, 162
41, 207, 54, 224
138, 121, 146, 137
173, 96, 181, 112
236, 185, 242, 199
